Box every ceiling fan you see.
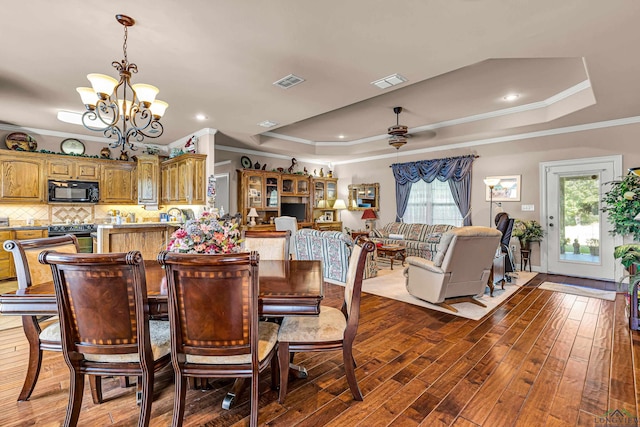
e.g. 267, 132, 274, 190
388, 106, 409, 149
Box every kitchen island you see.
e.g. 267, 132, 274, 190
96, 222, 181, 260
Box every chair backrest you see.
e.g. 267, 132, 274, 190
157, 251, 259, 362
342, 240, 375, 339
274, 216, 298, 235
243, 230, 291, 260
38, 251, 153, 363
4, 234, 80, 289
495, 212, 514, 251
433, 226, 502, 283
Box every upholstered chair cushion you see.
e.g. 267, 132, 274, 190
186, 321, 280, 364
278, 305, 346, 342
84, 320, 171, 363
244, 237, 288, 260
38, 321, 61, 343
432, 231, 456, 267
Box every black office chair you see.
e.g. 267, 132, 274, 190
495, 212, 515, 274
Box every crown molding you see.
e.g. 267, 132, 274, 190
215, 144, 331, 166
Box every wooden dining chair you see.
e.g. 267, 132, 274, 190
277, 239, 375, 403
157, 250, 279, 427
3, 234, 80, 401
242, 230, 291, 260
39, 250, 171, 427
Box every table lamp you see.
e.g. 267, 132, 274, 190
483, 177, 501, 227
333, 199, 347, 221
361, 208, 378, 230
247, 208, 259, 226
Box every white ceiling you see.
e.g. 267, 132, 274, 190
1, 1, 639, 161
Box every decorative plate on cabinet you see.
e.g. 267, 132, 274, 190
60, 138, 85, 155
5, 132, 37, 151
241, 156, 252, 169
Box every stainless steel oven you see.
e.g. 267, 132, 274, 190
47, 224, 97, 253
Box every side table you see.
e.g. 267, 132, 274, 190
520, 249, 531, 272
350, 231, 370, 241
377, 245, 406, 270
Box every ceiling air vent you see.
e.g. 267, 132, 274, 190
273, 74, 306, 89
371, 73, 408, 89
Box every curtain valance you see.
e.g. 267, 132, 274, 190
390, 155, 476, 184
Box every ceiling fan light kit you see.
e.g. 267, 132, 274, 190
388, 106, 409, 149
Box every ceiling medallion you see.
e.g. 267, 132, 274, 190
76, 14, 169, 151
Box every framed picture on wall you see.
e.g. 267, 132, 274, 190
324, 211, 334, 222
485, 175, 521, 202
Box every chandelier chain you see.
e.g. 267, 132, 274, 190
123, 25, 128, 65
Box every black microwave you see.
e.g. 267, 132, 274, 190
48, 180, 99, 203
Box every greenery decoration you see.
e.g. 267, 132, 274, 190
512, 219, 545, 247
601, 173, 640, 240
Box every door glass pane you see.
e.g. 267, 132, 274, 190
265, 177, 278, 207
248, 175, 262, 208
559, 174, 600, 263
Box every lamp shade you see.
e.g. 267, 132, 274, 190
333, 199, 347, 210
247, 208, 259, 218
483, 177, 501, 187
361, 209, 377, 220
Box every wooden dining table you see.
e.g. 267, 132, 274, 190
0, 259, 324, 409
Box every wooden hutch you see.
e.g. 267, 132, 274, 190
237, 169, 341, 231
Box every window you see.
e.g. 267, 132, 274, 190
403, 180, 463, 226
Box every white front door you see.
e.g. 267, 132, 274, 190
541, 156, 622, 281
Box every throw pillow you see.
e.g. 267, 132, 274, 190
370, 229, 384, 239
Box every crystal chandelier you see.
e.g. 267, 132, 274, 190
76, 14, 168, 151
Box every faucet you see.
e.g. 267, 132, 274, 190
167, 208, 183, 222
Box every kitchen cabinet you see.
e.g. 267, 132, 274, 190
0, 151, 46, 203
47, 158, 100, 181
14, 229, 47, 240
100, 161, 137, 204
136, 154, 162, 206
160, 154, 206, 205
0, 230, 14, 280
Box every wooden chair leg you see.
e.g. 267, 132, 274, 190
138, 371, 153, 427
278, 342, 290, 403
136, 376, 142, 405
343, 344, 363, 401
270, 350, 279, 391
120, 376, 132, 388
89, 375, 103, 404
18, 316, 44, 401
250, 372, 259, 427
64, 371, 85, 427
172, 370, 188, 427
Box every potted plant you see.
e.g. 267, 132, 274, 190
602, 173, 640, 240
512, 219, 545, 250
614, 244, 640, 329
587, 238, 599, 256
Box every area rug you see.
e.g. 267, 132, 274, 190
359, 268, 538, 320
538, 282, 616, 301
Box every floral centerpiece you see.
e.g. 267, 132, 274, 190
512, 219, 544, 249
166, 211, 242, 254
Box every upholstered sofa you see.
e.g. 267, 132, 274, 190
371, 222, 457, 261
293, 229, 377, 284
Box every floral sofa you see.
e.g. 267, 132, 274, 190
371, 222, 457, 261
293, 229, 377, 284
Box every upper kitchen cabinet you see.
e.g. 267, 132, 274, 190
0, 151, 46, 203
100, 161, 137, 204
47, 157, 100, 181
160, 154, 206, 205
136, 154, 162, 206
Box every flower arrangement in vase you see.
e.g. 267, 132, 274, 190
166, 211, 242, 254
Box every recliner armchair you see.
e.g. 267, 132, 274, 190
403, 226, 502, 313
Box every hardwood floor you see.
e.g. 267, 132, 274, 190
0, 273, 638, 426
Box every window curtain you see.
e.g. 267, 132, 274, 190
391, 155, 475, 224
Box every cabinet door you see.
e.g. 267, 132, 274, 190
137, 156, 160, 205
177, 161, 190, 203
161, 164, 171, 203
282, 177, 294, 195
0, 158, 45, 202
0, 230, 14, 280
326, 180, 337, 206
265, 175, 279, 208
296, 178, 309, 195
314, 181, 325, 207
247, 174, 263, 208
190, 157, 206, 204
47, 159, 75, 179
100, 163, 137, 203
75, 161, 100, 180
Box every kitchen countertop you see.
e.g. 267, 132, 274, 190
97, 222, 182, 229
0, 226, 49, 231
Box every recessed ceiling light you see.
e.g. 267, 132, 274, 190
338, 135, 345, 139
503, 94, 520, 101
195, 114, 207, 121
258, 120, 278, 128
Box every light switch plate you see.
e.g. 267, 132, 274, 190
521, 204, 535, 211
